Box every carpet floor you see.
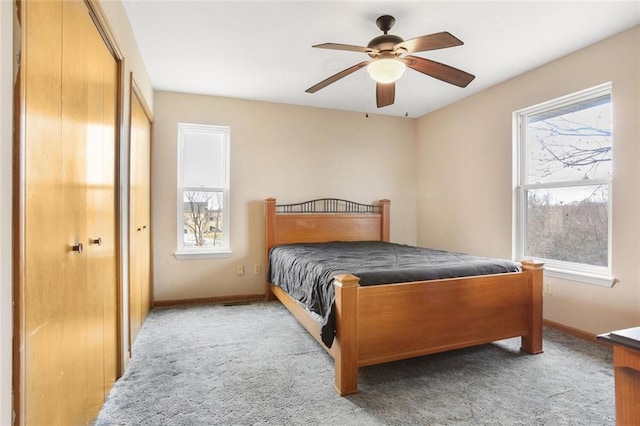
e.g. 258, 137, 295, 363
96, 301, 615, 425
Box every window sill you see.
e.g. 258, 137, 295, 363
544, 266, 617, 288
174, 250, 232, 260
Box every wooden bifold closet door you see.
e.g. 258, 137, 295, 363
18, 0, 119, 424
129, 84, 152, 349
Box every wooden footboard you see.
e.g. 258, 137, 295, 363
333, 261, 543, 394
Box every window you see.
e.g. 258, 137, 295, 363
176, 123, 230, 259
513, 83, 614, 286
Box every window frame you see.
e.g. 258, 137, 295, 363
512, 82, 615, 287
175, 123, 231, 259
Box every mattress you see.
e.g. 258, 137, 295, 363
268, 241, 521, 347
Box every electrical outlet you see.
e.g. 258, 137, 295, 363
253, 264, 261, 274
236, 265, 245, 275
544, 281, 553, 295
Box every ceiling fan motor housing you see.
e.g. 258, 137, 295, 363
367, 34, 404, 57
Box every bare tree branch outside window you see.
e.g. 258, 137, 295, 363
524, 97, 611, 266
183, 191, 224, 247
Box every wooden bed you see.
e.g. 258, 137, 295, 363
264, 198, 543, 395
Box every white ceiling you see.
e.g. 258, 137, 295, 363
122, 1, 640, 118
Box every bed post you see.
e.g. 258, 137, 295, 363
265, 198, 277, 300
379, 199, 390, 242
520, 260, 545, 354
333, 274, 360, 395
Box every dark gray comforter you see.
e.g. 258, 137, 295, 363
268, 241, 521, 348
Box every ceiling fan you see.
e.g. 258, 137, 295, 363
305, 15, 475, 108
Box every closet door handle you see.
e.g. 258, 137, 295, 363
90, 237, 102, 246
71, 243, 84, 254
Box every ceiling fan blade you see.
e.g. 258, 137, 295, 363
305, 61, 369, 93
313, 43, 377, 54
395, 31, 463, 53
404, 55, 475, 88
376, 82, 395, 108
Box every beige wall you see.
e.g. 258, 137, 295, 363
416, 26, 640, 334
153, 91, 418, 302
100, 1, 153, 107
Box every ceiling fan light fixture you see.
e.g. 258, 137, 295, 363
367, 58, 406, 83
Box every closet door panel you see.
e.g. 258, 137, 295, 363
129, 89, 151, 349
85, 14, 108, 417
83, 3, 119, 414
23, 1, 64, 424
128, 105, 142, 347
60, 1, 90, 421
140, 114, 151, 323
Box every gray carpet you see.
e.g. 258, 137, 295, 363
96, 301, 615, 426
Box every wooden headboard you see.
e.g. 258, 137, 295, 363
264, 197, 390, 298
264, 198, 390, 250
